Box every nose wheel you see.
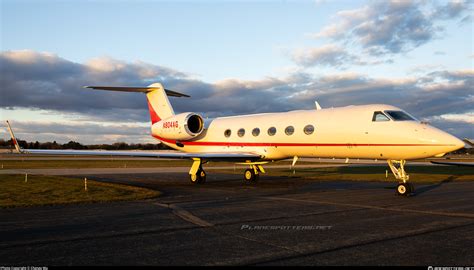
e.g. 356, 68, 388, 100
396, 183, 414, 196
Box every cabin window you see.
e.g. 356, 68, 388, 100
304, 125, 314, 135
252, 128, 260, 136
385, 110, 416, 121
224, 129, 231, 137
285, 126, 294, 136
237, 128, 245, 137
268, 127, 277, 136
372, 111, 390, 122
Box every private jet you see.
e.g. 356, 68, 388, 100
6, 83, 465, 196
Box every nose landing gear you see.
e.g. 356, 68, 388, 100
388, 160, 414, 196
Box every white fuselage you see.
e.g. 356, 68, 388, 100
151, 104, 464, 160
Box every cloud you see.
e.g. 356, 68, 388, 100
310, 0, 472, 56
0, 50, 194, 122
291, 44, 358, 67
432, 0, 473, 20
1, 50, 473, 141
290, 43, 394, 68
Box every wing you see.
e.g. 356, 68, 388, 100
15, 149, 261, 161
430, 161, 474, 167
5, 121, 261, 162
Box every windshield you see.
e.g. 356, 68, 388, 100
372, 111, 390, 122
384, 110, 416, 121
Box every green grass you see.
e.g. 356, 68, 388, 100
0, 159, 326, 169
215, 165, 474, 183
0, 174, 160, 208
0, 159, 193, 169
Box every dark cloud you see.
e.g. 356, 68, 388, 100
0, 51, 189, 116
1, 50, 472, 140
427, 118, 474, 141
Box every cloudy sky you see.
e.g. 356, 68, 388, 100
1, 0, 473, 144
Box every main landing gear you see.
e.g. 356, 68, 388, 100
244, 169, 258, 182
243, 163, 265, 183
388, 160, 414, 196
189, 158, 206, 184
189, 159, 266, 184
189, 167, 206, 184
241, 162, 266, 183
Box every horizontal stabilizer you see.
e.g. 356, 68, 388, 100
84, 86, 190, 97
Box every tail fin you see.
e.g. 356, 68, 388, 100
85, 83, 190, 124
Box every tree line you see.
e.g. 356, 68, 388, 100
0, 139, 172, 151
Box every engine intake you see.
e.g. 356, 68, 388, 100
186, 114, 203, 134
153, 112, 204, 141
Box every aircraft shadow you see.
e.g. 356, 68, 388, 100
412, 175, 458, 196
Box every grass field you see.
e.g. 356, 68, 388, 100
0, 174, 160, 208
215, 165, 474, 183
0, 158, 339, 169
0, 159, 194, 169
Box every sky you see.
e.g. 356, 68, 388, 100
0, 0, 473, 144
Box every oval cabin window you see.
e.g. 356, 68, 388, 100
252, 128, 260, 136
303, 125, 314, 135
224, 129, 231, 137
237, 128, 245, 137
268, 127, 277, 136
285, 126, 294, 135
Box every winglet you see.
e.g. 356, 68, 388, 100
315, 101, 322, 110
463, 138, 473, 148
5, 120, 22, 153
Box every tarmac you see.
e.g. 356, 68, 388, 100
1, 170, 473, 266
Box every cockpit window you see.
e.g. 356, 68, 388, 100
372, 111, 390, 122
384, 110, 416, 121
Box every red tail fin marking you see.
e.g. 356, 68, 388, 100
147, 98, 161, 124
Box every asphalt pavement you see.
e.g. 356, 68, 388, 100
1, 172, 473, 266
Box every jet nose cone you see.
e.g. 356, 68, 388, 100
442, 133, 465, 153
452, 136, 466, 151
426, 126, 465, 154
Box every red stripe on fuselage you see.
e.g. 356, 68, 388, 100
151, 135, 452, 147
147, 98, 161, 124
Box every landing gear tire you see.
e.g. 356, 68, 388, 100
244, 169, 259, 183
396, 183, 412, 196
190, 168, 206, 184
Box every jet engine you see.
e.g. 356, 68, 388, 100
152, 112, 204, 141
